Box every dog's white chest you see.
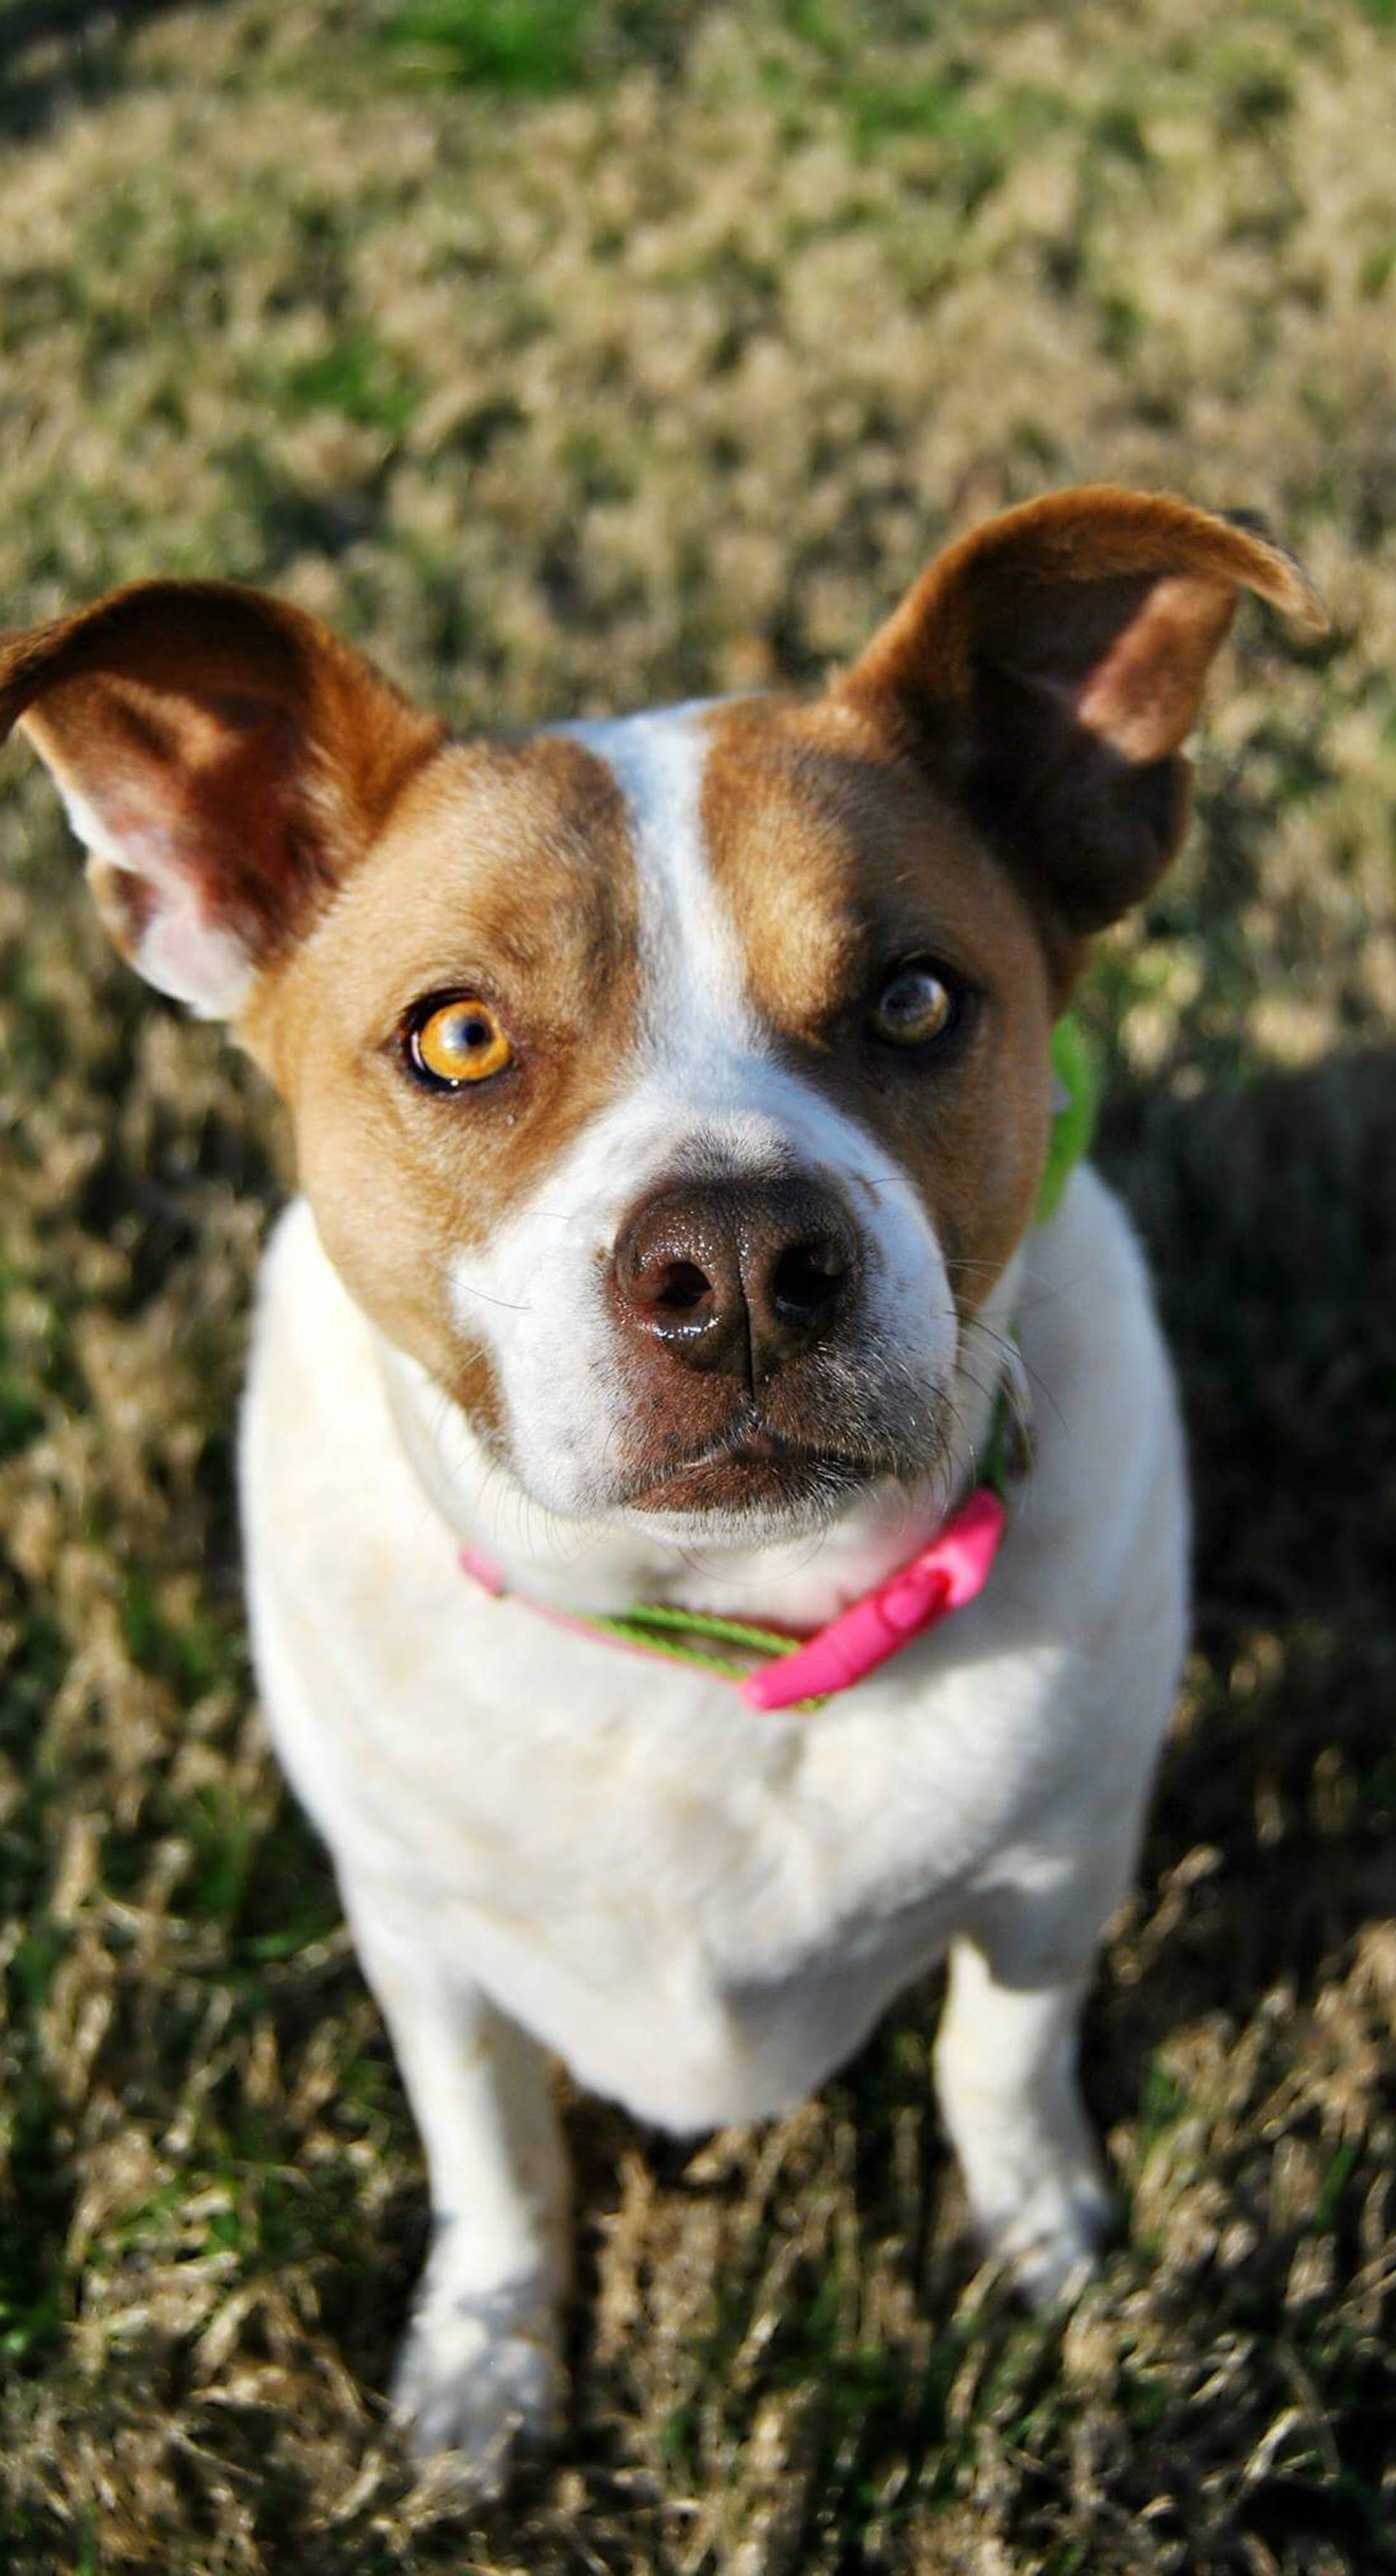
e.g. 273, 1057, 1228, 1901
241, 1180, 1182, 2130
252, 1578, 1063, 2124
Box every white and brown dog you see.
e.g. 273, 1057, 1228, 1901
1, 490, 1321, 2483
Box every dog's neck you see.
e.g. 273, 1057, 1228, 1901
375, 1251, 1025, 1634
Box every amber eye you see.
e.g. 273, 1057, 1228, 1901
406, 995, 513, 1088
869, 960, 963, 1048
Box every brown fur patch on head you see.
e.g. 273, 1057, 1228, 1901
242, 732, 641, 1414
699, 690, 1054, 1320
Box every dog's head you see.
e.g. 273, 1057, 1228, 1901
1, 491, 1321, 1541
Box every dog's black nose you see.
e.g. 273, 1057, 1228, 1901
612, 1177, 860, 1383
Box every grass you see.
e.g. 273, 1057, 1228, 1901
1, 0, 1395, 2568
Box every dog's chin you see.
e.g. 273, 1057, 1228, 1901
606, 1437, 920, 1549
494, 1395, 950, 1546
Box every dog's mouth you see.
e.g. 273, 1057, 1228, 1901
621, 1421, 911, 1520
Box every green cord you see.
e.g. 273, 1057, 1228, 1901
586, 1608, 824, 1709
1037, 1012, 1099, 1224
587, 1601, 799, 1682
615, 1602, 801, 1653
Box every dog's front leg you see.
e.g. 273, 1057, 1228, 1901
341, 1876, 570, 2485
934, 1919, 1115, 2311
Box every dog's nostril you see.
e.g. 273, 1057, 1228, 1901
614, 1179, 858, 1375
651, 1259, 713, 1315
771, 1236, 849, 1320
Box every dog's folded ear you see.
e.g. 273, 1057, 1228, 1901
838, 486, 1327, 935
0, 583, 444, 1016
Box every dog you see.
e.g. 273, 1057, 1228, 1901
0, 488, 1323, 2484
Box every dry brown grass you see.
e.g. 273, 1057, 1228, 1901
1, 3, 1395, 2569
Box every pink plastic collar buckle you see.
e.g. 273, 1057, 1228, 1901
739, 1487, 1007, 1713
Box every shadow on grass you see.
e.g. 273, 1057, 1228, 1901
1099, 1040, 1396, 2047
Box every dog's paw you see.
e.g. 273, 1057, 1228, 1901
392, 2273, 565, 2491
978, 2152, 1115, 2311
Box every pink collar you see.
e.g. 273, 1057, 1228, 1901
457, 1482, 1006, 1715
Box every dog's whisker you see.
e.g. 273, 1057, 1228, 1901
453, 1274, 534, 1315
961, 1315, 1065, 1432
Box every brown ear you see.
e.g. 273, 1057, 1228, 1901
0, 582, 445, 1016
838, 486, 1327, 934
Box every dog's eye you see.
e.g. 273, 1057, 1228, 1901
406, 995, 513, 1088
869, 960, 963, 1048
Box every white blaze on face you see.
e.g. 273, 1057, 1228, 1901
446, 702, 963, 1524
582, 704, 760, 1079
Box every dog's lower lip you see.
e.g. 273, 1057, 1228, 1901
622, 1436, 881, 1514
